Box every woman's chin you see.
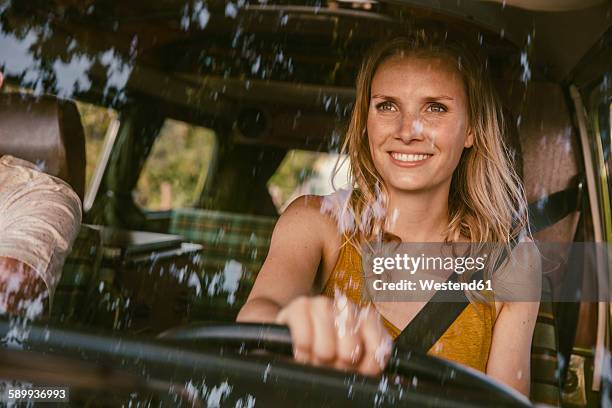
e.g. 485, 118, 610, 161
386, 181, 430, 193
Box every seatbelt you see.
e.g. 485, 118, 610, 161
394, 250, 509, 352
527, 182, 583, 234
394, 181, 583, 352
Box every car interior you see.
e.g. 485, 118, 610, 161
0, 0, 610, 406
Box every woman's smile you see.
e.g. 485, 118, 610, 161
389, 151, 434, 167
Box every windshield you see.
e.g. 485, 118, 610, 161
0, 1, 611, 407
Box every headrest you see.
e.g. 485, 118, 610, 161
0, 93, 86, 200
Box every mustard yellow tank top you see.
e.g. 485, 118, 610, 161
322, 241, 495, 372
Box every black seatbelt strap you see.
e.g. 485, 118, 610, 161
394, 258, 499, 352
393, 275, 473, 352
527, 180, 583, 234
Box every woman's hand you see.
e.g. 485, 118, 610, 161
275, 295, 392, 376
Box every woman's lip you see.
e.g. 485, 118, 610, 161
388, 152, 433, 167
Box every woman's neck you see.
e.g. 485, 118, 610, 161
384, 185, 450, 242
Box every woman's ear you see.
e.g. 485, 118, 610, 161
464, 127, 475, 148
0, 72, 4, 88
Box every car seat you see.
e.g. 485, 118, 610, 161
501, 81, 583, 406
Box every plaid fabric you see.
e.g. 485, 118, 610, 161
171, 208, 275, 258
169, 208, 277, 321
50, 224, 103, 323
530, 276, 561, 406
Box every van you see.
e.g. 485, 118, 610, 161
0, 0, 610, 406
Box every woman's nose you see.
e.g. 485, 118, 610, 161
397, 113, 425, 143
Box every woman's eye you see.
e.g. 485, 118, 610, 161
376, 101, 396, 112
426, 103, 447, 113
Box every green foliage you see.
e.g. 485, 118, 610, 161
134, 120, 215, 210
267, 150, 319, 209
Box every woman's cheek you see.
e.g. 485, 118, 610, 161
370, 149, 387, 174
366, 138, 384, 172
445, 139, 468, 169
367, 119, 387, 140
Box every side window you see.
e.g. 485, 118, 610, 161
268, 150, 351, 212
76, 102, 118, 192
135, 119, 215, 210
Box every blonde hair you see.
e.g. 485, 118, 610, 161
335, 34, 528, 250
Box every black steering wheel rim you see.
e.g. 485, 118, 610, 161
0, 319, 533, 407
158, 322, 532, 407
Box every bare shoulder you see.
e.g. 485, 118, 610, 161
275, 192, 350, 261
493, 233, 542, 315
514, 234, 541, 275
282, 194, 327, 216
277, 194, 342, 241
281, 190, 351, 228
497, 234, 541, 275
277, 193, 348, 286
493, 236, 541, 322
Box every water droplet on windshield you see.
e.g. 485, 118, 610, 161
520, 52, 531, 83
226, 2, 239, 18
262, 363, 271, 383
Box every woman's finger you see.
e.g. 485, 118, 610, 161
310, 297, 336, 364
276, 297, 313, 363
357, 306, 393, 376
333, 297, 363, 370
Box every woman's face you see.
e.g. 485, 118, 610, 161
367, 55, 473, 195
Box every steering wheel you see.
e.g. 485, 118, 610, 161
158, 322, 532, 407
0, 319, 532, 407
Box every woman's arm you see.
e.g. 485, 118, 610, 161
486, 301, 539, 395
237, 195, 332, 322
237, 195, 392, 375
487, 238, 541, 395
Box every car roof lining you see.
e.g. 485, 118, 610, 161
2, 1, 610, 121
121, 1, 612, 86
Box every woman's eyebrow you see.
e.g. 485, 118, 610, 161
371, 94, 455, 101
371, 94, 399, 101
425, 95, 455, 101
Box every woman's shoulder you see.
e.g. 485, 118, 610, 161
283, 194, 326, 214
514, 233, 540, 266
283, 190, 352, 222
279, 191, 351, 238
492, 233, 542, 304
271, 194, 345, 273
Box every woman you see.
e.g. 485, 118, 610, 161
237, 35, 540, 396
